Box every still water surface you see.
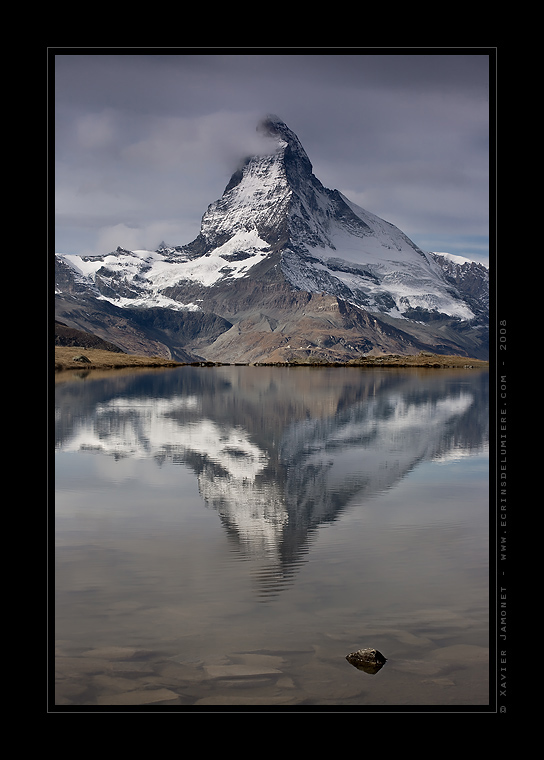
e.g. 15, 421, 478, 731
54, 365, 489, 708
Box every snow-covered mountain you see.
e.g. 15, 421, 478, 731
55, 115, 488, 361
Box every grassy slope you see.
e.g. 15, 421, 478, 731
54, 346, 183, 371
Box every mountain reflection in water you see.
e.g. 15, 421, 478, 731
55, 366, 488, 597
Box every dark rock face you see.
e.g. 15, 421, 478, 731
429, 252, 489, 324
55, 321, 125, 353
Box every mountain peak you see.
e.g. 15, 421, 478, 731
256, 114, 313, 173
257, 113, 287, 135
195, 116, 323, 253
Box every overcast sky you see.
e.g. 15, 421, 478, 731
53, 51, 492, 265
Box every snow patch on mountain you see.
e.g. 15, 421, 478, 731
433, 251, 487, 268
201, 153, 290, 242
56, 228, 272, 309
281, 226, 476, 321
182, 229, 270, 284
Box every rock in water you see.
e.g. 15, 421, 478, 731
346, 648, 387, 675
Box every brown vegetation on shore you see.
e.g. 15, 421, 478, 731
54, 346, 488, 373
346, 353, 488, 369
54, 347, 183, 372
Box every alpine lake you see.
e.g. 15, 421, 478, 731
53, 363, 490, 710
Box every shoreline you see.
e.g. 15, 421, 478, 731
54, 346, 489, 373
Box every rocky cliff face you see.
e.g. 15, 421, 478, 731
55, 115, 489, 361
